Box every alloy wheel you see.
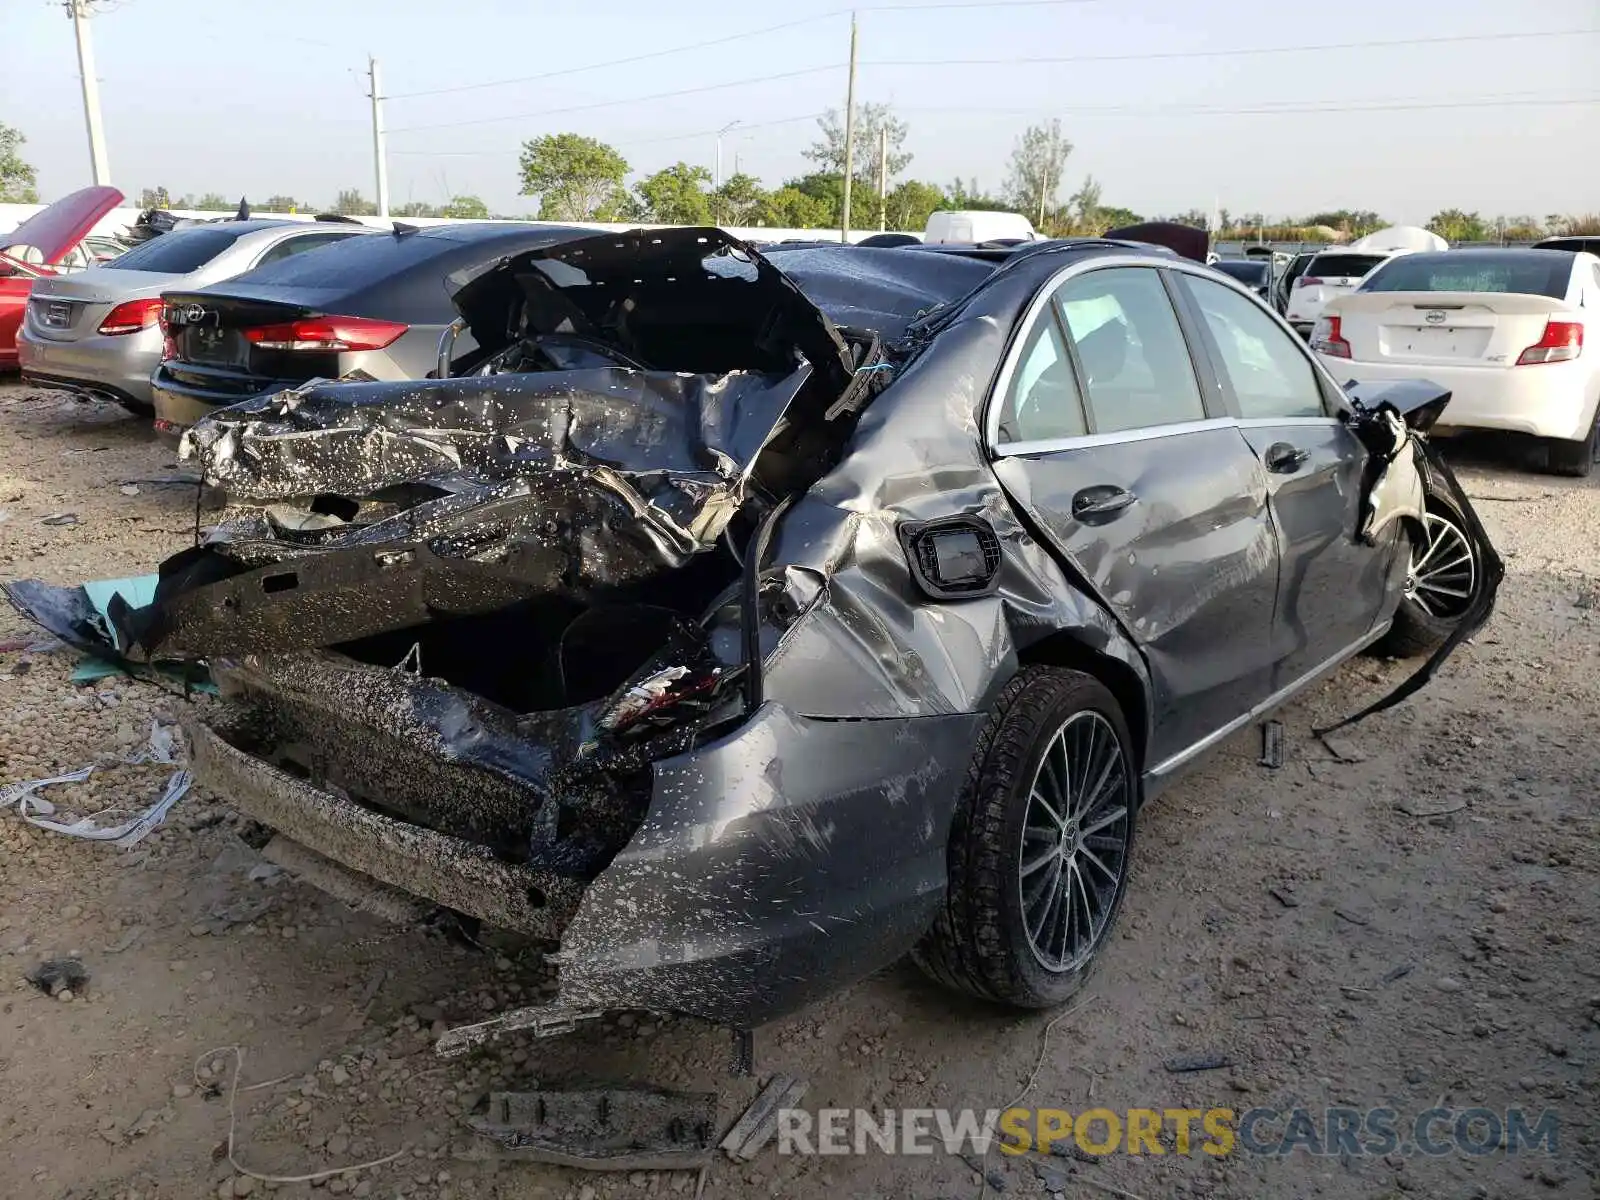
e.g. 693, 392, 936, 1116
1018, 711, 1132, 973
1405, 512, 1476, 620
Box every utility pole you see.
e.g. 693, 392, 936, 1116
877, 125, 887, 231
715, 121, 740, 192
369, 56, 390, 218
67, 1, 111, 186
840, 12, 858, 243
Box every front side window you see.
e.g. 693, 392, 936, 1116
253, 231, 361, 267
1055, 267, 1205, 434
1181, 274, 1326, 420
996, 309, 1087, 443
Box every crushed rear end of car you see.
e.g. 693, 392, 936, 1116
112, 228, 986, 1030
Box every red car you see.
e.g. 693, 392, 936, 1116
0, 186, 124, 370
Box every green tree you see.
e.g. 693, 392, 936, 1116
1427, 209, 1488, 242
0, 123, 39, 203
804, 103, 914, 195
1065, 174, 1103, 233
634, 162, 712, 225
1005, 120, 1073, 225
1093, 205, 1144, 231
441, 195, 489, 219
194, 193, 231, 211
883, 180, 945, 232
262, 194, 299, 213
518, 133, 628, 222
944, 178, 1013, 212
713, 173, 767, 226
760, 185, 833, 230
137, 186, 172, 209
335, 188, 378, 216
393, 201, 440, 218
1163, 209, 1211, 230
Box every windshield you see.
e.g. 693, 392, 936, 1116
1304, 253, 1388, 280
1361, 252, 1572, 299
1212, 261, 1269, 284
101, 226, 256, 273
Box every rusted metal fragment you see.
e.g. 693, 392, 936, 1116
466, 1086, 716, 1170
186, 719, 584, 939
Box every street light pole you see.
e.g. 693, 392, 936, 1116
67, 0, 111, 186
841, 12, 859, 243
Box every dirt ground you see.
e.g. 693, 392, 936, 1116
0, 382, 1595, 1200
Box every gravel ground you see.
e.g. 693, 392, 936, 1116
0, 383, 1596, 1200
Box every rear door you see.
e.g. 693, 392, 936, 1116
990, 263, 1281, 764
1173, 270, 1397, 686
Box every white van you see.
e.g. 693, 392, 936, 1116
923, 210, 1039, 245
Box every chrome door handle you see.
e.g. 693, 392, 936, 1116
1071, 485, 1138, 520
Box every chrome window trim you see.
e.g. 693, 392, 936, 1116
986, 254, 1355, 454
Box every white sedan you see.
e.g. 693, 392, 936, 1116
1312, 248, 1600, 476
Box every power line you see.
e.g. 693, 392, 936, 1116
390, 112, 826, 156
383, 0, 1105, 102
900, 91, 1600, 117
388, 65, 842, 134
866, 27, 1598, 68
387, 27, 1596, 136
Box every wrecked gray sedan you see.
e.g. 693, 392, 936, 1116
101, 228, 1498, 1030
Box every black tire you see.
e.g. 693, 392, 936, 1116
116, 396, 156, 418
1546, 410, 1598, 478
1375, 492, 1482, 658
913, 666, 1137, 1009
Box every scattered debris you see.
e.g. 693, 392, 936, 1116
104, 925, 146, 954
119, 484, 141, 496
1333, 907, 1371, 927
1396, 798, 1468, 818
2, 722, 191, 848
40, 511, 80, 526
1381, 963, 1414, 986
720, 1074, 808, 1162
1318, 733, 1369, 763
1268, 886, 1301, 909
468, 1086, 716, 1170
1163, 1052, 1231, 1073
1259, 720, 1284, 769
26, 957, 89, 997
435, 1003, 604, 1058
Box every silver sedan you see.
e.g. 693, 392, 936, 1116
18, 219, 373, 414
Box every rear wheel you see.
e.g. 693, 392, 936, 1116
1375, 496, 1480, 658
1546, 408, 1598, 477
913, 667, 1137, 1008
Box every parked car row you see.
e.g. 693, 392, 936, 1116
5, 219, 1500, 1031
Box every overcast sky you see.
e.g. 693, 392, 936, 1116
4, 0, 1596, 223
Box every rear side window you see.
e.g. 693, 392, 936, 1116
1055, 267, 1205, 435
101, 226, 255, 273
1304, 254, 1387, 279
252, 231, 363, 268
1361, 252, 1571, 299
234, 229, 462, 287
997, 311, 1086, 443
1181, 275, 1325, 420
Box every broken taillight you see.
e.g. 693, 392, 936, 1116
243, 316, 408, 353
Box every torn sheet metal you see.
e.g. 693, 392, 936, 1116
467, 1086, 716, 1170
435, 1003, 603, 1058
3, 722, 191, 847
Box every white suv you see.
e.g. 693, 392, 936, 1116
1285, 250, 1406, 336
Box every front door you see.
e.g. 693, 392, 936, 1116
1172, 271, 1401, 688
991, 264, 1281, 765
